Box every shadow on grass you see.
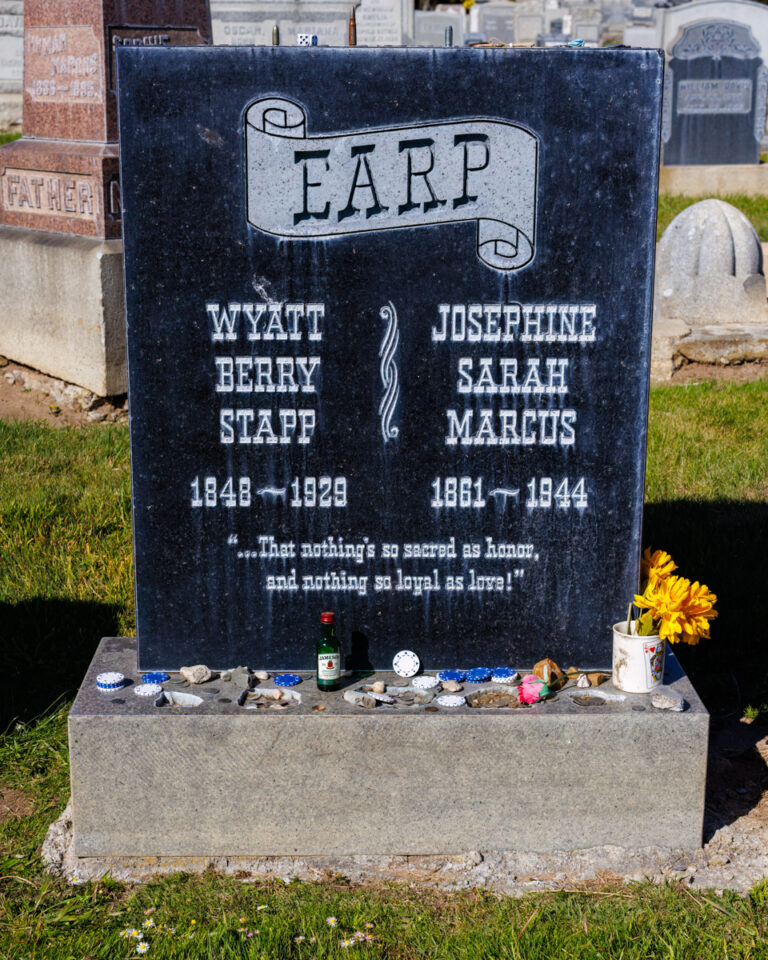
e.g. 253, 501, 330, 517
643, 500, 768, 719
0, 599, 122, 730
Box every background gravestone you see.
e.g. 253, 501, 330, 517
414, 10, 465, 45
210, 0, 412, 46
663, 20, 768, 165
0, 0, 211, 396
118, 45, 662, 672
0, 1, 23, 129
656, 0, 768, 154
662, 21, 768, 165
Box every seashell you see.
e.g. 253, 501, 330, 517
371, 681, 386, 693
651, 693, 685, 712
253, 670, 270, 681
576, 673, 590, 688
180, 664, 212, 685
162, 690, 204, 707
368, 691, 395, 704
442, 680, 463, 693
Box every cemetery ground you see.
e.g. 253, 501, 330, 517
0, 378, 767, 957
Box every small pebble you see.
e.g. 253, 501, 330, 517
443, 680, 463, 692
271, 689, 282, 700
312, 704, 326, 712
253, 670, 270, 681
372, 681, 386, 693
576, 673, 590, 688
651, 692, 685, 712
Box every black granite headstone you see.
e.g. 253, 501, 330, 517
116, 46, 662, 671
662, 20, 768, 165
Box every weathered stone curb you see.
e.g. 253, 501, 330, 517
42, 803, 768, 896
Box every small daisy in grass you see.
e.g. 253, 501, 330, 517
340, 939, 354, 949
294, 935, 306, 942
364, 922, 374, 929
190, 919, 196, 926
326, 916, 338, 927
238, 928, 248, 934
256, 904, 268, 911
142, 918, 155, 928
120, 929, 143, 940
136, 944, 149, 955
239, 917, 247, 924
144, 908, 156, 916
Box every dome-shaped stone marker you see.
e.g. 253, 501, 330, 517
655, 199, 767, 327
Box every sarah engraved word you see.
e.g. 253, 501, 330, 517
245, 97, 538, 272
378, 302, 400, 442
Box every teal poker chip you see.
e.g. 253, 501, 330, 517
465, 667, 492, 683
274, 673, 302, 687
142, 671, 170, 684
437, 670, 465, 683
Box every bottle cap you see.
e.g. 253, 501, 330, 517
320, 611, 335, 623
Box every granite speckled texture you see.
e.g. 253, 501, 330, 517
69, 638, 709, 856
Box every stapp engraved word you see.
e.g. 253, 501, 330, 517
245, 97, 538, 271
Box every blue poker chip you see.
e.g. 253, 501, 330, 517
274, 673, 302, 687
96, 671, 125, 691
465, 667, 492, 683
141, 672, 170, 684
437, 670, 466, 683
491, 667, 519, 682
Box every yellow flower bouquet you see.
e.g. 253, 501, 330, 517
627, 548, 718, 646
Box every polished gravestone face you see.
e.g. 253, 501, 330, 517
663, 20, 768, 165
117, 45, 662, 671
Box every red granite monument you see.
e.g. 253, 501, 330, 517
0, 1, 211, 393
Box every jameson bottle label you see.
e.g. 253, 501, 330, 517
318, 653, 341, 680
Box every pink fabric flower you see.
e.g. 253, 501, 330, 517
518, 674, 546, 704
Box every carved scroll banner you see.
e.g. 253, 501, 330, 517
245, 97, 538, 272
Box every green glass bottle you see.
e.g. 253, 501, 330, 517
316, 611, 341, 691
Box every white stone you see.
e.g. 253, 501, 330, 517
180, 664, 212, 684
654, 199, 768, 328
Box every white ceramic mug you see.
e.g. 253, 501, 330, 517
612, 621, 665, 693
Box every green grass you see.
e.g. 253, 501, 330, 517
0, 131, 20, 146
657, 194, 768, 240
1, 700, 767, 960
1, 381, 768, 957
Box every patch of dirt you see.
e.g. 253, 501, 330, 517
0, 785, 34, 822
672, 361, 768, 384
0, 358, 127, 426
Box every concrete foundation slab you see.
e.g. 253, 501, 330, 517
69, 638, 709, 858
0, 225, 125, 396
659, 164, 768, 198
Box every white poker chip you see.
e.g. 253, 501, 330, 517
491, 669, 520, 684
96, 672, 125, 691
393, 650, 420, 677
134, 682, 163, 697
412, 675, 439, 689
436, 694, 465, 707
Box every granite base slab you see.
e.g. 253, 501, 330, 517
0, 226, 125, 396
69, 638, 709, 857
659, 163, 768, 198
